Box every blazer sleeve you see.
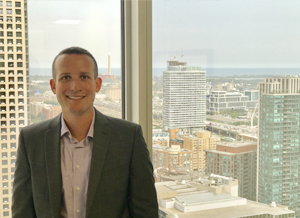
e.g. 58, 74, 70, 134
128, 125, 158, 218
12, 128, 37, 218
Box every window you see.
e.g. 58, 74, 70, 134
0, 9, 3, 14
2, 168, 8, 173
2, 182, 8, 188
16, 9, 21, 15
2, 152, 7, 158
2, 175, 8, 180
16, 32, 22, 37
15, 2, 21, 7
6, 1, 12, 7
3, 211, 9, 216
7, 31, 13, 37
11, 159, 16, 164
7, 39, 13, 44
6, 16, 12, 22
11, 143, 16, 149
16, 24, 21, 30
17, 62, 23, 67
1, 143, 7, 149
11, 152, 16, 157
3, 198, 8, 202
16, 17, 21, 22
2, 160, 7, 165
6, 9, 12, 15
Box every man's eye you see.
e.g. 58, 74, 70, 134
61, 76, 70, 80
81, 75, 89, 79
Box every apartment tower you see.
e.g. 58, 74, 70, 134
258, 76, 300, 217
206, 141, 257, 201
163, 60, 206, 134
184, 131, 220, 170
0, 0, 29, 217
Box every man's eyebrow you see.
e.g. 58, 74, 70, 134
58, 72, 71, 77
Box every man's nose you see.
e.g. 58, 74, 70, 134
70, 79, 82, 91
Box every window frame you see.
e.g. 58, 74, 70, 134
122, 0, 153, 155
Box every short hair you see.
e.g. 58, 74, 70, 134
52, 47, 98, 79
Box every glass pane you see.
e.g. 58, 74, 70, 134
28, 0, 121, 123
153, 0, 300, 216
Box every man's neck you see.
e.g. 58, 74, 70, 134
62, 110, 94, 142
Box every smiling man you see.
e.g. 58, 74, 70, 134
12, 47, 158, 218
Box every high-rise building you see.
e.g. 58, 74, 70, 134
163, 60, 206, 134
184, 131, 220, 170
0, 0, 29, 217
206, 141, 257, 201
258, 76, 300, 216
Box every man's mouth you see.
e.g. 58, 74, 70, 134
67, 96, 84, 100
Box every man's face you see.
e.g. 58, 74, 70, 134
50, 54, 102, 117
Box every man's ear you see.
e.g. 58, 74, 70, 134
50, 79, 57, 94
95, 77, 102, 92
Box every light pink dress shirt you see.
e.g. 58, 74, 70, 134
60, 112, 95, 218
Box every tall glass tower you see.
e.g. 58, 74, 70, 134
163, 60, 206, 134
258, 76, 300, 217
0, 0, 29, 217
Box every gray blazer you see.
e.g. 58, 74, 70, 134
12, 109, 158, 218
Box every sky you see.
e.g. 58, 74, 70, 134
28, 0, 300, 70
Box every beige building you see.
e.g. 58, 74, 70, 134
184, 131, 220, 170
0, 1, 29, 217
152, 144, 193, 174
105, 83, 121, 101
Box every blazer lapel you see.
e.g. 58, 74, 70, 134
86, 110, 111, 217
44, 115, 62, 218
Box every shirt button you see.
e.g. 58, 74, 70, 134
77, 187, 80, 191
77, 209, 80, 213
76, 165, 80, 169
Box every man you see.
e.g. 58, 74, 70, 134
12, 47, 158, 218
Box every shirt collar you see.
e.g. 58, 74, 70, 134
60, 109, 95, 139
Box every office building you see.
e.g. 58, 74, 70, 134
245, 90, 259, 101
208, 91, 257, 112
206, 141, 257, 201
163, 60, 206, 134
0, 0, 29, 217
183, 131, 220, 170
258, 76, 300, 216
156, 177, 294, 218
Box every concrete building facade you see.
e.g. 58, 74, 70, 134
183, 131, 220, 170
258, 76, 300, 217
208, 91, 257, 112
0, 0, 29, 216
206, 141, 257, 201
163, 60, 206, 134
